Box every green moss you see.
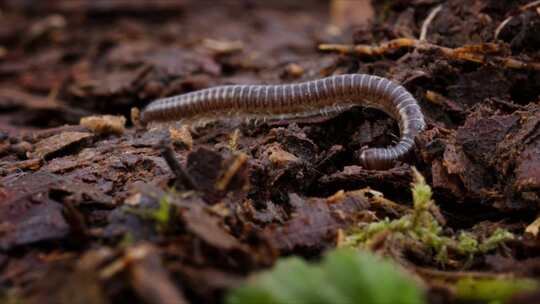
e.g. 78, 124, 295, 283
342, 168, 514, 265
125, 195, 173, 232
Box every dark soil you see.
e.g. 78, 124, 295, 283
1, 0, 540, 303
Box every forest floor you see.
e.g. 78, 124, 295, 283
1, 0, 540, 303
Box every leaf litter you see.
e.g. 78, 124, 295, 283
0, 0, 540, 303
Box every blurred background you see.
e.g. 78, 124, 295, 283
0, 0, 377, 135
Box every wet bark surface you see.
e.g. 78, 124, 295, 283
1, 0, 540, 303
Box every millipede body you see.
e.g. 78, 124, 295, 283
141, 74, 426, 169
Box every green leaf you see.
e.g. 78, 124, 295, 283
226, 249, 425, 304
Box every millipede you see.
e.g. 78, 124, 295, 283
141, 74, 426, 170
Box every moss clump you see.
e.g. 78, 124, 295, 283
341, 168, 513, 264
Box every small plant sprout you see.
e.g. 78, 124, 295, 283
126, 195, 173, 232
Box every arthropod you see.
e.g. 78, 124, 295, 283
141, 74, 426, 169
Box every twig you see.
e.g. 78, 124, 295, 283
494, 17, 512, 40
215, 152, 248, 191
494, 0, 540, 40
420, 4, 443, 41
488, 97, 526, 111
319, 38, 417, 56
159, 135, 196, 190
522, 0, 540, 10
319, 38, 540, 71
414, 266, 517, 282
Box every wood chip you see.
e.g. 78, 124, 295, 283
169, 125, 193, 150
264, 143, 301, 168
29, 131, 93, 159
80, 115, 126, 135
